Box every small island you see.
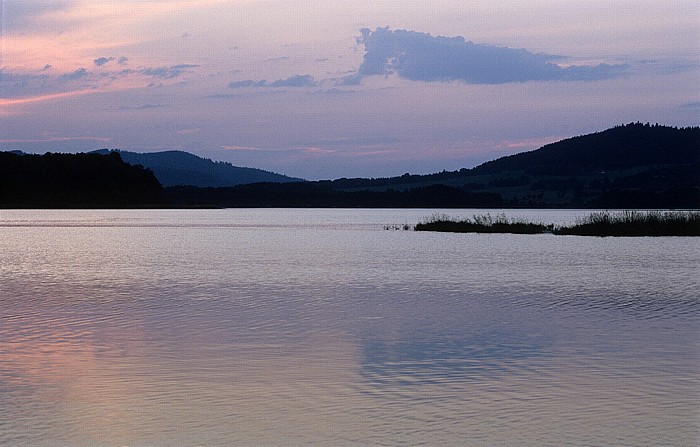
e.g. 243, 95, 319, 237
412, 211, 700, 237
414, 213, 553, 234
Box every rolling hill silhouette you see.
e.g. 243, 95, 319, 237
471, 122, 698, 175
91, 149, 301, 187
166, 123, 699, 208
2, 123, 697, 208
0, 151, 164, 207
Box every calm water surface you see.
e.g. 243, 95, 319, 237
0, 209, 698, 446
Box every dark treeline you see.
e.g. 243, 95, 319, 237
0, 151, 164, 207
471, 122, 700, 176
1, 123, 697, 209
164, 183, 697, 209
165, 183, 503, 208
164, 124, 700, 209
91, 149, 301, 187
302, 123, 700, 190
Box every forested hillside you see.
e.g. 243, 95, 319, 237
0, 151, 164, 207
472, 123, 698, 175
2, 123, 697, 208
165, 123, 700, 208
92, 149, 301, 187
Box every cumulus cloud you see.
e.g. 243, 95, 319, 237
60, 67, 89, 81
342, 27, 628, 85
0, 61, 199, 102
228, 80, 263, 88
94, 57, 115, 67
0, 68, 86, 100
268, 74, 316, 87
228, 74, 317, 89
94, 56, 128, 67
139, 64, 198, 79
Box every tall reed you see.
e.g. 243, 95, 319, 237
415, 213, 551, 234
554, 210, 700, 236
413, 211, 700, 236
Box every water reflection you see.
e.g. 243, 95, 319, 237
0, 209, 698, 446
0, 287, 368, 446
361, 336, 550, 386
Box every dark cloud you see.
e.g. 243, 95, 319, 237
0, 71, 32, 90
0, 62, 198, 100
228, 80, 263, 88
94, 57, 115, 67
60, 67, 88, 81
229, 74, 317, 89
0, 60, 205, 104
116, 103, 167, 111
343, 27, 628, 85
139, 64, 199, 79
1, 65, 94, 100
1, 69, 71, 99
268, 74, 316, 87
94, 56, 127, 68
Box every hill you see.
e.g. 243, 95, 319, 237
0, 151, 164, 208
166, 123, 699, 208
472, 122, 698, 175
2, 123, 697, 209
92, 149, 301, 187
318, 123, 699, 208
456, 122, 700, 207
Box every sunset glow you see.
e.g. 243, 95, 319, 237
2, 0, 698, 179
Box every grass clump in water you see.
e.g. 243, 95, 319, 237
414, 211, 700, 236
414, 213, 551, 234
384, 223, 413, 231
554, 210, 700, 236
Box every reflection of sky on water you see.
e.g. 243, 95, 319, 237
361, 335, 551, 387
1, 209, 699, 446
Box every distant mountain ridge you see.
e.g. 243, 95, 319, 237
471, 122, 699, 175
321, 123, 698, 186
166, 123, 700, 208
91, 149, 302, 187
2, 123, 697, 208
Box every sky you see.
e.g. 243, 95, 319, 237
1, 1, 698, 180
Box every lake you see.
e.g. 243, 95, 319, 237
0, 209, 698, 446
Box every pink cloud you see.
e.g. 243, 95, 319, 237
221, 145, 265, 151
0, 136, 110, 144
301, 147, 338, 154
